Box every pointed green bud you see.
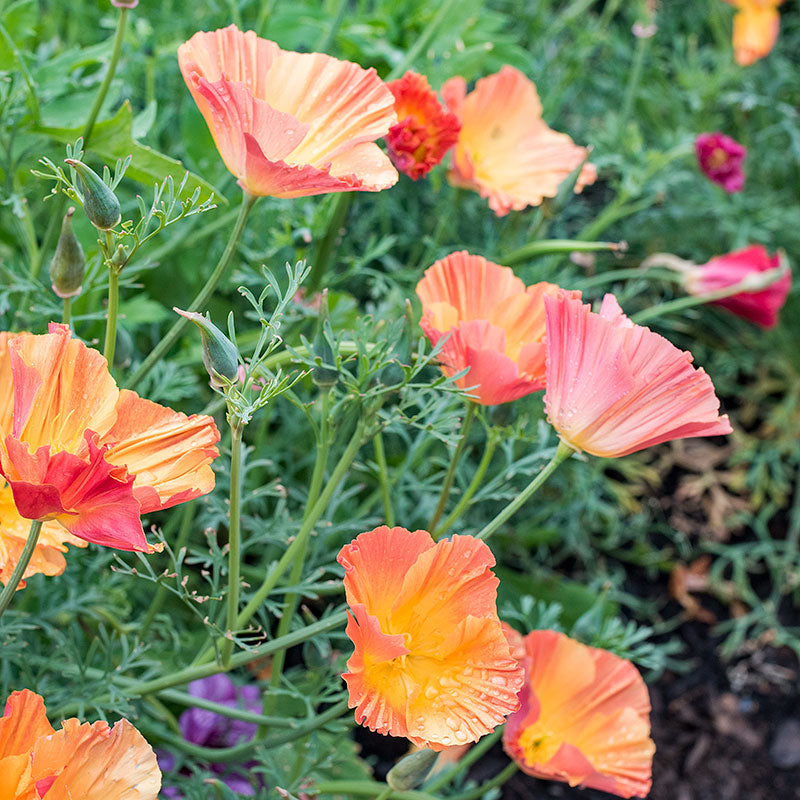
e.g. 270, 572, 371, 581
111, 244, 129, 269
174, 307, 239, 387
312, 289, 338, 389
49, 207, 86, 298
65, 158, 121, 230
386, 748, 438, 791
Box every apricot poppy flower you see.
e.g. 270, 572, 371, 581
338, 526, 524, 750
0, 689, 160, 799
502, 630, 654, 798
695, 132, 746, 193
385, 71, 461, 180
686, 246, 791, 329
441, 66, 596, 216
0, 323, 219, 558
416, 251, 579, 405
725, 0, 784, 66
543, 293, 732, 457
178, 25, 398, 198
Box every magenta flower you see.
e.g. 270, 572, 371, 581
695, 132, 747, 193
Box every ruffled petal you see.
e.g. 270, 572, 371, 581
0, 690, 54, 758
100, 390, 220, 514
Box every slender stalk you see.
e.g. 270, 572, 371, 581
450, 762, 519, 800
306, 192, 351, 294
373, 431, 394, 527
0, 21, 41, 124
374, 787, 393, 800
221, 420, 244, 668
103, 266, 120, 365
435, 435, 497, 539
476, 442, 574, 541
424, 729, 502, 793
158, 688, 294, 727
429, 403, 476, 537
125, 191, 257, 390
313, 783, 434, 800
503, 239, 624, 267
83, 8, 129, 140
62, 296, 72, 326
0, 520, 43, 618
575, 267, 684, 290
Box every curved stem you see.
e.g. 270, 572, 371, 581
503, 239, 625, 267
307, 192, 351, 294
221, 420, 245, 667
575, 267, 684, 290
313, 782, 434, 800
423, 729, 502, 793
82, 8, 128, 141
158, 688, 294, 728
124, 191, 257, 390
435, 434, 497, 539
450, 761, 519, 800
476, 442, 574, 541
373, 430, 394, 527
0, 520, 43, 618
429, 403, 476, 538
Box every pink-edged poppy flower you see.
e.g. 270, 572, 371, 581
0, 689, 160, 799
416, 251, 579, 405
385, 71, 461, 180
0, 324, 220, 558
725, 0, 784, 66
338, 526, 524, 751
687, 245, 791, 328
441, 66, 596, 216
178, 25, 398, 198
543, 292, 732, 457
695, 132, 747, 193
503, 629, 654, 798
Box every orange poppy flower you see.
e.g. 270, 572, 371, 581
178, 25, 398, 198
725, 0, 784, 66
385, 71, 461, 180
543, 292, 732, 457
441, 66, 596, 216
0, 324, 219, 562
502, 629, 654, 798
0, 689, 160, 799
338, 526, 524, 750
416, 251, 579, 405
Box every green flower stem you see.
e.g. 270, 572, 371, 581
0, 520, 43, 618
139, 500, 197, 637
450, 762, 519, 800
424, 729, 502, 793
306, 192, 352, 294
373, 430, 395, 527
630, 268, 788, 325
125, 191, 257, 390
312, 783, 434, 800
263, 390, 332, 702
375, 787, 393, 800
429, 402, 476, 538
434, 434, 498, 540
575, 267, 684, 290
157, 688, 295, 728
103, 265, 120, 365
62, 297, 72, 326
221, 420, 245, 668
146, 698, 349, 763
476, 442, 574, 541
83, 8, 128, 142
502, 239, 625, 267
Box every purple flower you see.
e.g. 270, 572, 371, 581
179, 674, 261, 748
695, 132, 747, 193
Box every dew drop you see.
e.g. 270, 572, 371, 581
455, 730, 468, 742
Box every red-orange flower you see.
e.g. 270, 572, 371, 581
543, 292, 732, 457
338, 526, 524, 750
416, 251, 579, 405
0, 689, 160, 799
0, 324, 220, 563
178, 25, 398, 198
725, 0, 784, 66
385, 71, 461, 180
503, 629, 654, 798
441, 66, 596, 216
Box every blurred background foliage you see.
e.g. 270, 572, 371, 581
1, 0, 799, 796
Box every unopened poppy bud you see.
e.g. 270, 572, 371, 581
386, 749, 438, 791
111, 244, 128, 269
312, 289, 338, 389
174, 308, 239, 387
49, 207, 85, 298
65, 158, 121, 230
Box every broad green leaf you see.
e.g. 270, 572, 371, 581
35, 101, 224, 202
